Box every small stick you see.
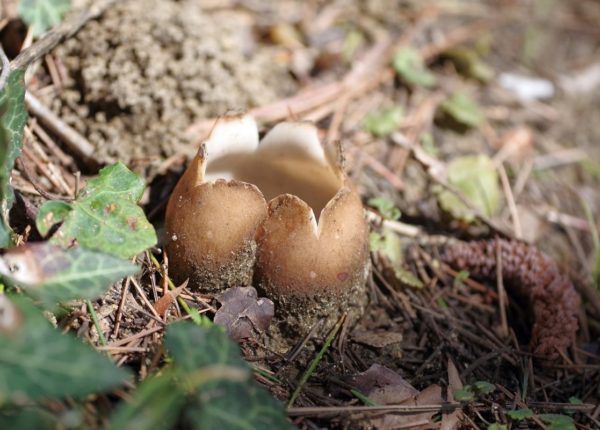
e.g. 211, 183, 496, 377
497, 163, 522, 239
15, 157, 64, 201
129, 277, 162, 321
24, 91, 96, 163
108, 325, 164, 348
32, 121, 75, 167
350, 147, 404, 191
21, 145, 67, 195
112, 277, 132, 340
495, 239, 509, 338
287, 402, 468, 416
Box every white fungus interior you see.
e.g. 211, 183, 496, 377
205, 152, 342, 218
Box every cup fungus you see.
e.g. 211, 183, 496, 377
166, 114, 369, 337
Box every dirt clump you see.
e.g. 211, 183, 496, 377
47, 0, 295, 171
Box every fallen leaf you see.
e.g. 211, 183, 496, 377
372, 383, 444, 430
349, 364, 418, 405
154, 281, 188, 318
441, 47, 494, 83
214, 287, 274, 341
442, 358, 464, 430
438, 92, 483, 129
437, 154, 500, 221
362, 107, 403, 137
352, 330, 403, 348
393, 47, 437, 87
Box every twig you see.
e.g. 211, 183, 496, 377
25, 91, 96, 163
287, 402, 470, 416
15, 157, 65, 200
108, 325, 164, 348
11, 0, 117, 70
495, 239, 509, 338
112, 277, 132, 339
497, 163, 522, 239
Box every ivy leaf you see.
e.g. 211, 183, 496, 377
18, 0, 72, 36
107, 370, 186, 430
0, 69, 27, 248
439, 92, 483, 129
393, 47, 436, 87
507, 408, 534, 420
362, 107, 403, 137
0, 242, 138, 308
0, 295, 130, 403
36, 200, 72, 236
37, 162, 157, 259
166, 321, 295, 430
437, 154, 500, 221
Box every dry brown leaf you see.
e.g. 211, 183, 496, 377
213, 287, 274, 341
352, 330, 403, 348
442, 358, 464, 430
154, 281, 187, 318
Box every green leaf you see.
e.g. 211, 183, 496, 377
370, 227, 403, 264
38, 163, 157, 259
368, 196, 401, 220
166, 321, 294, 430
568, 396, 583, 405
453, 270, 470, 288
351, 389, 377, 406
0, 295, 130, 403
0, 407, 58, 430
393, 47, 436, 87
437, 155, 500, 221
107, 370, 186, 430
0, 69, 27, 248
507, 408, 534, 420
342, 30, 364, 63
539, 414, 576, 430
0, 242, 138, 308
487, 424, 507, 430
440, 92, 483, 129
182, 382, 294, 430
36, 200, 73, 236
453, 387, 474, 402
394, 266, 424, 289
441, 48, 494, 83
473, 381, 495, 394
362, 107, 403, 137
18, 0, 71, 36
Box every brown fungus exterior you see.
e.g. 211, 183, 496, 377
166, 114, 369, 339
255, 185, 369, 337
